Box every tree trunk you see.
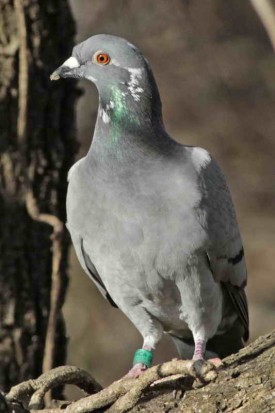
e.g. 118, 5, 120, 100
0, 0, 77, 391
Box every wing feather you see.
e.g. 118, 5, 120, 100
71, 236, 117, 308
194, 149, 249, 340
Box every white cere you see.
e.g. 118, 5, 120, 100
127, 67, 144, 102
191, 147, 211, 172
62, 56, 80, 69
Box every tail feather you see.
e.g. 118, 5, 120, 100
222, 283, 249, 341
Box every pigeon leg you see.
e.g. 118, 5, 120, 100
192, 338, 206, 361
192, 339, 222, 365
123, 311, 162, 379
111, 292, 163, 379
126, 364, 146, 379
192, 338, 207, 377
126, 341, 155, 379
192, 339, 222, 380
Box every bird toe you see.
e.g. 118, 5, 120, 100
125, 363, 147, 379
192, 359, 218, 383
208, 357, 223, 368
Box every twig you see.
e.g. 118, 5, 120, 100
25, 190, 65, 392
31, 410, 62, 413
65, 379, 135, 413
25, 188, 65, 379
250, 0, 275, 51
108, 360, 215, 413
4, 332, 275, 413
6, 366, 102, 410
64, 360, 217, 413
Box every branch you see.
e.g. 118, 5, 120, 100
25, 190, 65, 392
6, 366, 102, 410
4, 330, 275, 413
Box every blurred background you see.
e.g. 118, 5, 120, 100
63, 0, 275, 387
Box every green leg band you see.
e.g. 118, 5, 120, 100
133, 349, 153, 368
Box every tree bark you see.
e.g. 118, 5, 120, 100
0, 0, 77, 391
129, 331, 275, 413
3, 330, 275, 413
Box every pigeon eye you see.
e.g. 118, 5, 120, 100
95, 52, 111, 65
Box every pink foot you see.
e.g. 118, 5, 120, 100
125, 363, 147, 379
208, 357, 223, 368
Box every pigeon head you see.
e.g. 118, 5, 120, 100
51, 34, 163, 126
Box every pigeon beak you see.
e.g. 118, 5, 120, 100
50, 56, 80, 81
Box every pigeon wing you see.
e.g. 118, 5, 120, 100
197, 154, 249, 339
79, 238, 117, 308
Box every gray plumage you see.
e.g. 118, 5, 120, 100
51, 34, 249, 369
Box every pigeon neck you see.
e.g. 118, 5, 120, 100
97, 89, 163, 130
92, 105, 163, 157
88, 72, 168, 159
99, 67, 163, 126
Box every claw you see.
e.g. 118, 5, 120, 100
208, 357, 223, 368
192, 359, 219, 383
193, 359, 206, 377
125, 363, 147, 379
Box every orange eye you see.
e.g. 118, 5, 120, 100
95, 52, 110, 65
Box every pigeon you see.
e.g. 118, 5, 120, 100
51, 34, 249, 378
